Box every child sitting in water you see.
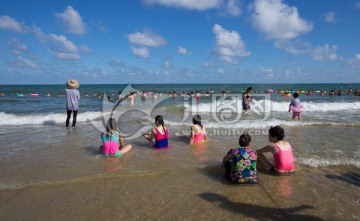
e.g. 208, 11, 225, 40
256, 126, 295, 175
190, 115, 208, 144
289, 92, 303, 121
99, 118, 132, 157
222, 133, 258, 184
143, 115, 171, 149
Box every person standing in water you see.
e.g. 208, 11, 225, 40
242, 87, 253, 112
289, 92, 303, 121
65, 79, 80, 127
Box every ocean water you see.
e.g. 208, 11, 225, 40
0, 83, 359, 220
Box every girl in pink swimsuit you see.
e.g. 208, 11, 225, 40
190, 115, 208, 144
99, 118, 133, 157
256, 126, 295, 175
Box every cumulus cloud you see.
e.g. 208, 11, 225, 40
48, 34, 80, 59
251, 0, 312, 40
226, 0, 242, 16
311, 44, 337, 61
30, 26, 83, 60
131, 46, 149, 58
355, 53, 360, 61
55, 6, 86, 35
128, 29, 167, 47
141, 0, 222, 11
0, 15, 27, 33
178, 46, 191, 55
324, 11, 337, 23
274, 40, 311, 55
212, 23, 250, 64
128, 29, 166, 57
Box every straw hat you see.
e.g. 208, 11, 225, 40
66, 79, 79, 89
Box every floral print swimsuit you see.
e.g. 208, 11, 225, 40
226, 147, 259, 183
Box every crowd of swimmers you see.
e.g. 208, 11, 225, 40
99, 114, 295, 184
3, 87, 360, 98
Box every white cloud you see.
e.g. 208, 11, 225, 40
131, 46, 149, 58
178, 46, 191, 55
80, 45, 91, 53
217, 68, 225, 74
324, 11, 336, 23
0, 15, 26, 32
48, 34, 80, 59
274, 40, 311, 55
128, 29, 166, 58
226, 0, 242, 16
251, 0, 312, 40
30, 25, 88, 60
311, 44, 337, 61
212, 24, 250, 64
18, 56, 38, 68
55, 6, 86, 35
8, 38, 29, 55
32, 25, 47, 43
355, 54, 360, 61
128, 29, 167, 47
142, 0, 222, 11
162, 61, 171, 69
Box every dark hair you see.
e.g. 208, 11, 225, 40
155, 115, 165, 134
293, 92, 299, 98
239, 133, 251, 147
106, 118, 118, 136
268, 126, 285, 140
192, 115, 203, 128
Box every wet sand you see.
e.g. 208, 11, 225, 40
0, 124, 359, 220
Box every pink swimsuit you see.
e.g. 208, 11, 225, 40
273, 143, 295, 172
193, 132, 205, 143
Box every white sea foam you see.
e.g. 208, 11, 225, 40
184, 101, 360, 113
164, 118, 355, 129
298, 157, 360, 168
0, 111, 103, 126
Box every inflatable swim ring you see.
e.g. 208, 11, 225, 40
16, 93, 24, 97
30, 94, 39, 96
284, 93, 291, 97
266, 89, 273, 94
290, 105, 304, 112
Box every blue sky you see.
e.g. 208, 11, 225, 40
0, 0, 360, 84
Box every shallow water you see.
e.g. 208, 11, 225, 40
0, 122, 359, 220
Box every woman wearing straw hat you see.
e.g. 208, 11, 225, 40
65, 79, 80, 127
